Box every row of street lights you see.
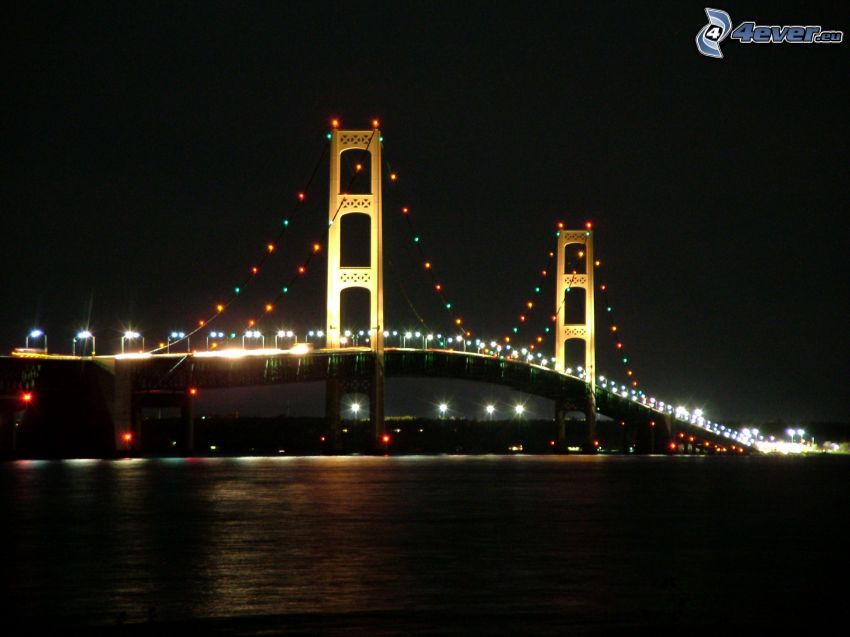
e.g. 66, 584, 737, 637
344, 401, 528, 420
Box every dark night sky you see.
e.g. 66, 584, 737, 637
2, 2, 848, 423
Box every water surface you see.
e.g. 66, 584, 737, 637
4, 455, 848, 633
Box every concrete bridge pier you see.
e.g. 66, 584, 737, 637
325, 377, 343, 452
182, 392, 195, 456
370, 357, 386, 453
583, 387, 597, 452
555, 399, 568, 453
0, 398, 23, 457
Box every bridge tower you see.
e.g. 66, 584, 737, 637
325, 127, 385, 448
555, 227, 596, 448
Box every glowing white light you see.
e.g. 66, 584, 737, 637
30, 330, 44, 338
77, 330, 93, 339
486, 404, 495, 415
514, 404, 525, 415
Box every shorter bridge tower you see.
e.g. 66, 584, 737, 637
555, 226, 596, 448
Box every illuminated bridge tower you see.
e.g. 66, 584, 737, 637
555, 227, 596, 449
325, 127, 385, 449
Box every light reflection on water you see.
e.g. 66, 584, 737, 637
4, 455, 848, 629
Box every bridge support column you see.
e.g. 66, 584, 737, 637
555, 399, 568, 453
0, 400, 20, 457
181, 393, 195, 456
584, 387, 597, 452
325, 378, 343, 453
370, 354, 385, 453
662, 413, 674, 452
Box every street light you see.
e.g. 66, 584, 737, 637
786, 428, 796, 443
403, 331, 413, 348
74, 330, 95, 356
243, 330, 264, 349
167, 331, 188, 353
26, 329, 47, 351
121, 331, 143, 353
438, 403, 448, 419
514, 404, 525, 417
485, 404, 495, 420
351, 402, 361, 419
206, 331, 225, 350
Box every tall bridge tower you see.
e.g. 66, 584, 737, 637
325, 127, 385, 447
555, 227, 596, 446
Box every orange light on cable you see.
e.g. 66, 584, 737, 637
265, 304, 274, 313
267, 243, 275, 253
372, 119, 380, 128
189, 387, 198, 396
198, 320, 205, 327
526, 301, 533, 309
313, 243, 321, 253
355, 163, 363, 172
248, 319, 256, 328
389, 173, 397, 181
216, 304, 224, 313
455, 318, 462, 326
424, 261, 431, 269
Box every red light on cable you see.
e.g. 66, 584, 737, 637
331, 118, 340, 129
585, 221, 593, 229
372, 119, 380, 129
22, 392, 33, 403
297, 192, 305, 201
122, 433, 132, 443
189, 388, 198, 396
382, 434, 390, 444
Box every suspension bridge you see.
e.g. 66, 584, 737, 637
0, 121, 756, 457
